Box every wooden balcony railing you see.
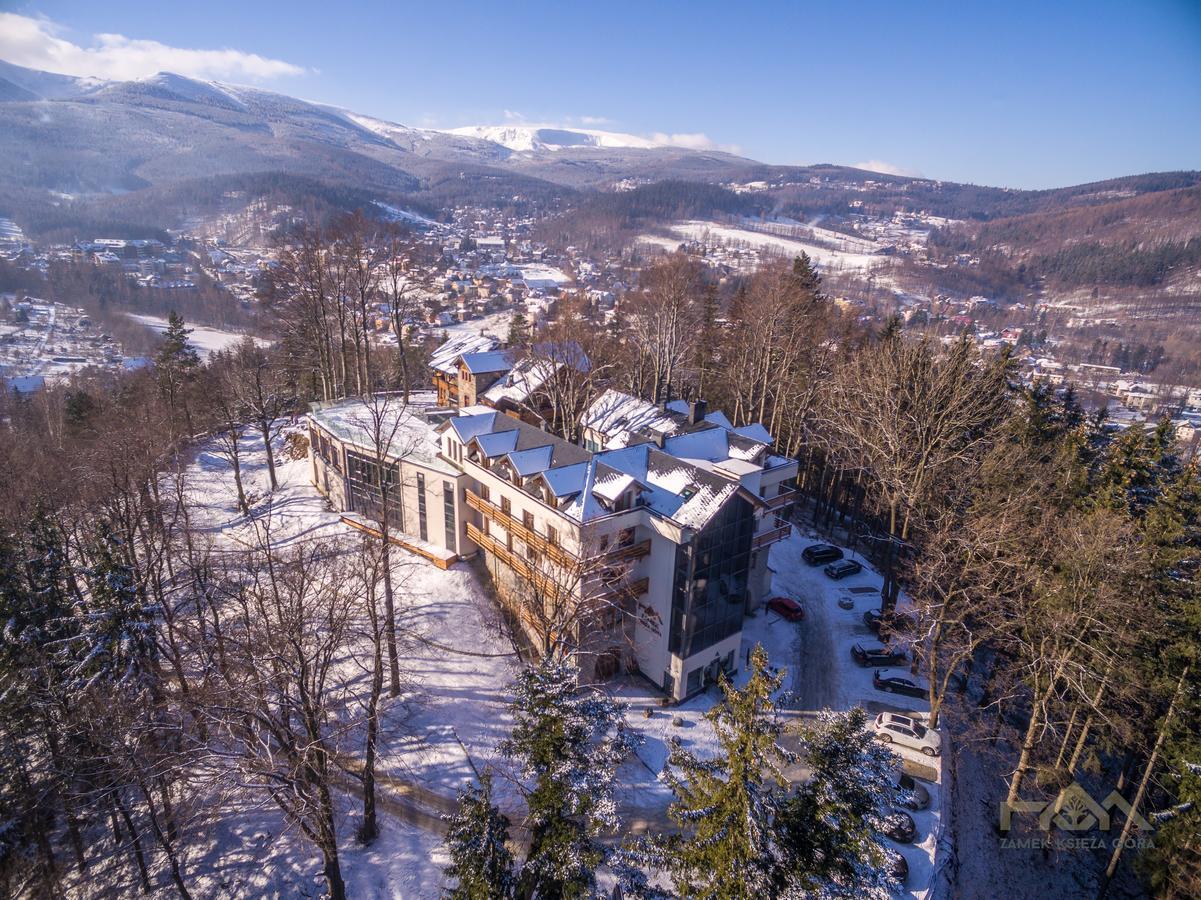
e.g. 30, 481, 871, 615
467, 522, 649, 610
603, 538, 652, 563
765, 488, 798, 510
466, 490, 577, 568
752, 520, 792, 550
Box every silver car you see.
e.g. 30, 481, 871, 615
873, 711, 942, 756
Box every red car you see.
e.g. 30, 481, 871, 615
767, 596, 804, 621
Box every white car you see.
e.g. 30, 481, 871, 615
873, 712, 941, 757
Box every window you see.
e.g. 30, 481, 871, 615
547, 525, 558, 547
618, 527, 635, 548
501, 496, 511, 516
416, 473, 428, 541
480, 484, 490, 503
443, 481, 456, 550
523, 510, 534, 531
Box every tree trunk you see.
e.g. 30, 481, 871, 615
359, 634, 384, 844
259, 421, 279, 491
113, 793, 152, 894
1102, 664, 1189, 885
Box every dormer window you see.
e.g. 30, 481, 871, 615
681, 485, 698, 500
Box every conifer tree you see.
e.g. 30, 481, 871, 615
155, 310, 201, 437
776, 708, 900, 899
443, 772, 516, 900
68, 526, 157, 689
507, 310, 529, 347
501, 655, 634, 899
659, 645, 791, 897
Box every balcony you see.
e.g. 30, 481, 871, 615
466, 490, 577, 568
467, 522, 648, 606
752, 519, 792, 550
602, 538, 652, 563
765, 488, 798, 510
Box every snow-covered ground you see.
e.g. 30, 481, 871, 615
440, 309, 516, 341
177, 425, 943, 896
128, 313, 270, 358
477, 262, 572, 290
768, 529, 945, 898
662, 220, 891, 273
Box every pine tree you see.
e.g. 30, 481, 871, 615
659, 645, 792, 897
501, 655, 635, 899
155, 311, 200, 372
443, 772, 516, 899
775, 708, 900, 899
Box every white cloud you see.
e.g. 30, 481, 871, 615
853, 159, 923, 178
0, 13, 307, 82
502, 109, 525, 121
576, 115, 614, 126
651, 131, 741, 154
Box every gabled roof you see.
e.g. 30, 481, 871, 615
459, 350, 514, 375
473, 429, 520, 458
429, 333, 498, 375
506, 445, 554, 477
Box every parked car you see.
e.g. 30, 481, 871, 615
881, 810, 917, 843
886, 849, 909, 884
873, 670, 930, 700
896, 772, 931, 811
851, 643, 907, 667
767, 596, 804, 622
824, 559, 863, 580
873, 712, 942, 756
802, 543, 844, 565
863, 608, 917, 634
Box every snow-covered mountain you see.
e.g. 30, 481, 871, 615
445, 125, 662, 153
0, 59, 761, 214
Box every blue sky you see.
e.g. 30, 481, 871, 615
2, 0, 1199, 188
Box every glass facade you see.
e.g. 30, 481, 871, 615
668, 495, 754, 661
345, 449, 402, 530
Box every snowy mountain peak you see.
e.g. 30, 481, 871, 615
444, 124, 662, 153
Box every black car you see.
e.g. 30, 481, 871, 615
824, 559, 863, 580
897, 772, 931, 811
881, 810, 917, 844
873, 669, 930, 699
886, 849, 909, 884
863, 608, 916, 634
802, 543, 844, 565
851, 643, 907, 666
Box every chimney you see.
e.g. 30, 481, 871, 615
688, 399, 708, 426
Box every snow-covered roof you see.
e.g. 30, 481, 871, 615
459, 350, 514, 375
429, 332, 498, 375
482, 356, 557, 407
308, 392, 457, 475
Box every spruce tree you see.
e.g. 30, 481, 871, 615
443, 772, 516, 899
501, 655, 634, 899
659, 645, 791, 897
506, 310, 529, 347
68, 526, 156, 689
776, 708, 900, 899
155, 310, 200, 437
